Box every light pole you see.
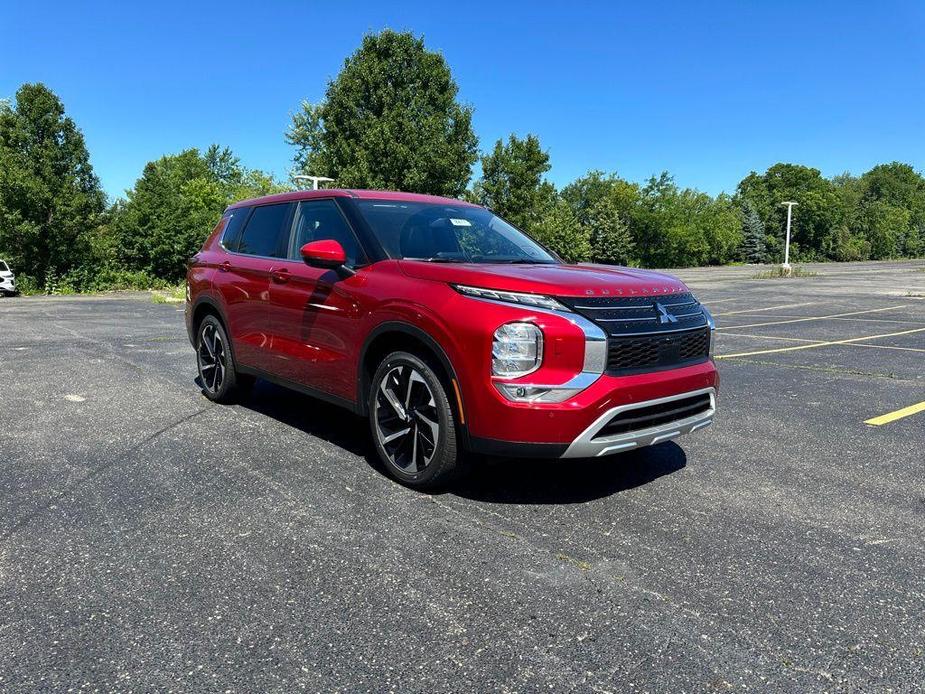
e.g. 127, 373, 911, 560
293, 175, 334, 190
780, 201, 798, 274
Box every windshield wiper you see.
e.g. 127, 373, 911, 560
473, 257, 544, 264
404, 256, 466, 263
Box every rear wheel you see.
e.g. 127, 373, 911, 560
196, 314, 252, 403
369, 351, 460, 490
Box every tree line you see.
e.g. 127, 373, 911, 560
1, 30, 923, 293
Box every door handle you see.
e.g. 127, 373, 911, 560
270, 268, 290, 284
219, 261, 231, 272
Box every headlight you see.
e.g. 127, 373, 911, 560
454, 284, 569, 311
492, 322, 543, 377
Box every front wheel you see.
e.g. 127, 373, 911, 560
369, 351, 461, 490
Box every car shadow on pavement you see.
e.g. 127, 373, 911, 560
454, 442, 687, 505
220, 377, 687, 504
227, 378, 373, 459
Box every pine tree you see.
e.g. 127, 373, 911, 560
740, 199, 768, 264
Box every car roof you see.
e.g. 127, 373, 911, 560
227, 189, 481, 211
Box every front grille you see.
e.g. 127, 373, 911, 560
592, 393, 713, 440
558, 292, 711, 374
607, 328, 710, 373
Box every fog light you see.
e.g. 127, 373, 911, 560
492, 322, 543, 378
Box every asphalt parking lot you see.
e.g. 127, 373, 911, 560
1, 260, 923, 692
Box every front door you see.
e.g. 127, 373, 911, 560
267, 199, 368, 402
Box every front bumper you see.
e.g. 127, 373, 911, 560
561, 387, 715, 457
464, 360, 719, 458
0, 278, 16, 293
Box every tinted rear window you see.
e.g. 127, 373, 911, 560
237, 203, 291, 257
220, 208, 252, 251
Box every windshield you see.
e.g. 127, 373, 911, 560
353, 200, 558, 264
0, 261, 8, 272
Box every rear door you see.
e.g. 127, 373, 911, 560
212, 202, 294, 373
267, 198, 369, 400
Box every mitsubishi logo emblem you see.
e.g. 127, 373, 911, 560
655, 302, 678, 324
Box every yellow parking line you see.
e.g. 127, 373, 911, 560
721, 332, 820, 343
714, 301, 819, 316
828, 316, 925, 326
717, 305, 908, 331
715, 327, 925, 359
865, 401, 925, 426
721, 331, 925, 353
847, 343, 925, 354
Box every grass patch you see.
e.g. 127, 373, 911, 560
151, 284, 186, 304
751, 265, 818, 279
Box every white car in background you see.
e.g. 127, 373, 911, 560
0, 260, 17, 296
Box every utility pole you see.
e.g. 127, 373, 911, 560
780, 201, 798, 275
293, 175, 335, 190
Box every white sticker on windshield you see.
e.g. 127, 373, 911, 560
449, 218, 472, 227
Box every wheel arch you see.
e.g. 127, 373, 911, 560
358, 322, 467, 437
191, 295, 229, 339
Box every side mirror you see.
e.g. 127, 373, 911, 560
300, 240, 347, 270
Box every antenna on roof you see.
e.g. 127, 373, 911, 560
293, 175, 335, 190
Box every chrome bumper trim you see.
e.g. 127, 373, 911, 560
561, 387, 716, 458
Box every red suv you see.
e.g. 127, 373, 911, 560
186, 190, 718, 488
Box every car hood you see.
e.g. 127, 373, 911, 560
397, 261, 688, 298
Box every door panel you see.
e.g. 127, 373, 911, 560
213, 254, 276, 372
213, 202, 294, 372
267, 260, 366, 401
264, 198, 370, 400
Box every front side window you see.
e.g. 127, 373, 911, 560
0, 261, 9, 272
353, 201, 558, 264
289, 200, 365, 266
237, 203, 291, 258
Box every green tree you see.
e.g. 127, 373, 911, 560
286, 30, 478, 196
560, 170, 639, 226
700, 194, 743, 265
533, 198, 590, 263
856, 162, 925, 258
0, 83, 105, 281
736, 163, 839, 261
861, 201, 911, 259
474, 133, 553, 232
858, 162, 925, 221
586, 196, 635, 265
739, 199, 767, 263
108, 147, 287, 281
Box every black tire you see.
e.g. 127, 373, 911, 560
195, 314, 252, 403
368, 351, 461, 490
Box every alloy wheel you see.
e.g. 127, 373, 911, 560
374, 365, 440, 474
197, 323, 226, 395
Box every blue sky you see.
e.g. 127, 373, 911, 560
3, 1, 923, 201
